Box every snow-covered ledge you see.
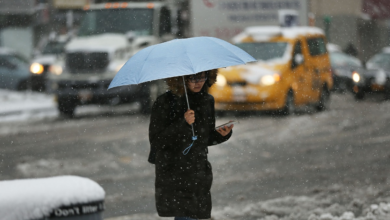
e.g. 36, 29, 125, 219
0, 175, 105, 220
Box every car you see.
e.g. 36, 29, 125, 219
353, 47, 390, 100
328, 48, 366, 93
30, 34, 69, 92
0, 47, 32, 91
209, 26, 333, 115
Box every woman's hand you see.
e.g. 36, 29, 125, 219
184, 109, 195, 125
216, 125, 233, 136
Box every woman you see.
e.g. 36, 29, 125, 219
148, 69, 233, 220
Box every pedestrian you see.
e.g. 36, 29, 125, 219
344, 42, 358, 57
148, 69, 233, 220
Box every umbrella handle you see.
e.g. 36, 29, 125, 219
183, 136, 198, 155
182, 76, 196, 138
182, 76, 191, 110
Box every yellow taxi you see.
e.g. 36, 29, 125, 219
210, 26, 333, 114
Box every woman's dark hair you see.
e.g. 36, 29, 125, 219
166, 69, 218, 96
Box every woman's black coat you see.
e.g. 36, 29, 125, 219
149, 90, 231, 219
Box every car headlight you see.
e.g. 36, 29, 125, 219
352, 72, 360, 82
216, 74, 227, 87
30, 63, 44, 75
48, 65, 63, 75
260, 74, 281, 86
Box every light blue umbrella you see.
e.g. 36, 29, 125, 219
108, 36, 256, 154
108, 37, 255, 88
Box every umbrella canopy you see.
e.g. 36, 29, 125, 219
108, 36, 255, 156
108, 36, 256, 89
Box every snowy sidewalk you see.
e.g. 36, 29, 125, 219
105, 194, 390, 220
0, 89, 140, 123
0, 89, 56, 121
105, 184, 390, 220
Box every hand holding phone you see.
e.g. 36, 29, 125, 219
215, 120, 235, 136
215, 120, 237, 129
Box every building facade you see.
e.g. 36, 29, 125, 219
309, 0, 390, 62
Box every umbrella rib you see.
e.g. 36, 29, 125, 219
136, 45, 159, 83
208, 37, 250, 64
182, 40, 196, 73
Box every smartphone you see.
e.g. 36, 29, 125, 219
215, 121, 237, 129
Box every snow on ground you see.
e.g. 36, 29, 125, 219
0, 176, 105, 220
107, 185, 390, 220
0, 89, 139, 124
4, 90, 390, 220
0, 89, 57, 122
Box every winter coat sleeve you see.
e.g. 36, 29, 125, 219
208, 95, 232, 146
149, 95, 193, 151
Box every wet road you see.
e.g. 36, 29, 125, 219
1, 92, 390, 218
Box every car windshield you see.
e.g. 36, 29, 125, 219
367, 53, 390, 69
235, 42, 288, 61
42, 41, 66, 55
78, 8, 154, 36
330, 52, 362, 67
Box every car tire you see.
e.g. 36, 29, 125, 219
354, 90, 365, 100
58, 100, 76, 117
17, 79, 29, 91
384, 79, 390, 100
316, 85, 330, 111
279, 90, 295, 115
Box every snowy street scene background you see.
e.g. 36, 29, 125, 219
2, 90, 390, 220
2, 0, 390, 219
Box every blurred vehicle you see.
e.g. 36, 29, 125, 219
352, 47, 390, 100
188, 0, 308, 42
48, 2, 175, 116
209, 26, 333, 115
30, 34, 70, 92
327, 43, 366, 93
0, 47, 32, 91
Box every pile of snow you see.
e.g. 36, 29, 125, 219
212, 197, 390, 220
0, 89, 55, 113
309, 203, 390, 220
105, 197, 390, 220
0, 89, 140, 123
211, 184, 390, 220
0, 176, 105, 220
0, 89, 56, 122
105, 184, 390, 220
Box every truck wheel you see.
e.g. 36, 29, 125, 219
384, 80, 390, 100
354, 90, 365, 100
17, 79, 29, 91
279, 90, 295, 115
58, 101, 76, 117
316, 86, 330, 111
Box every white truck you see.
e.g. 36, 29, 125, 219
47, 1, 176, 116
